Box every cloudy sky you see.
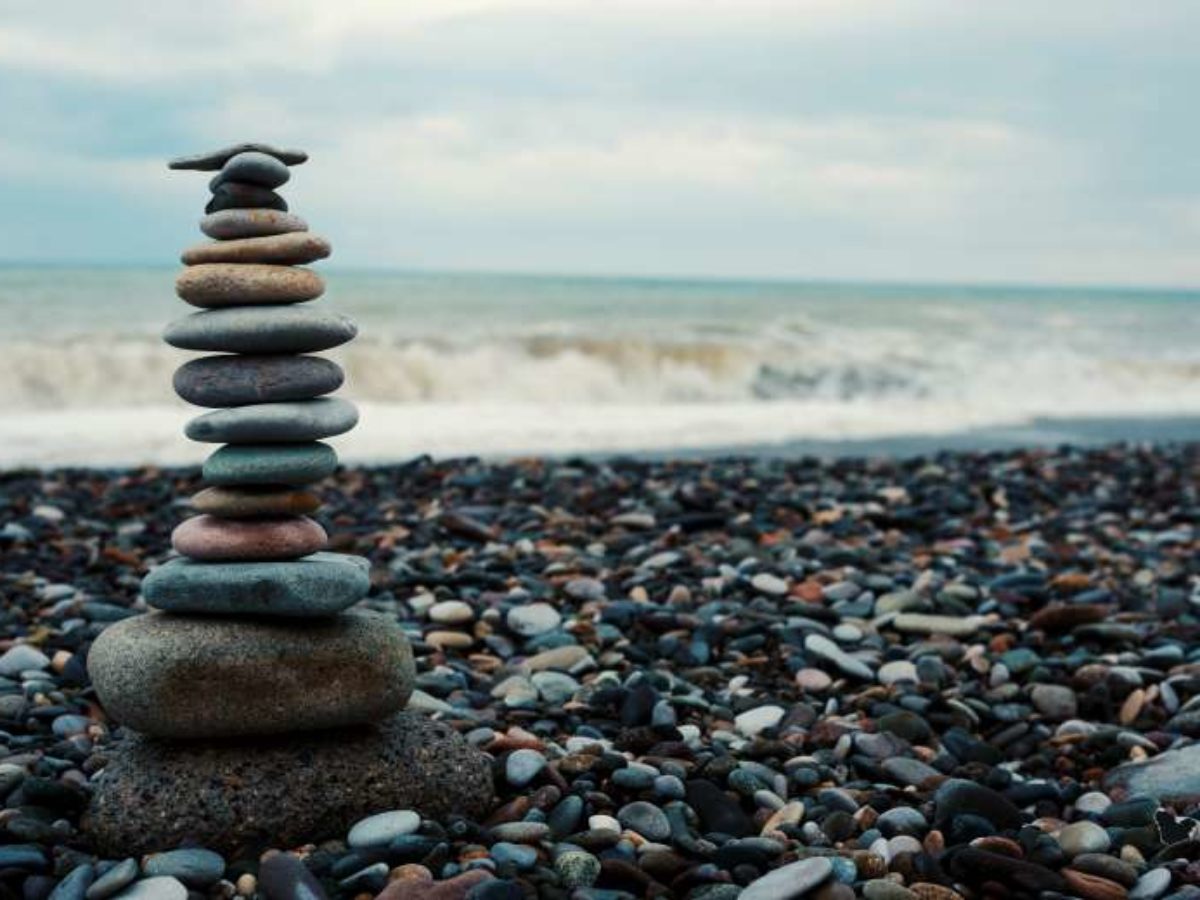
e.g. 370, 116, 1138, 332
1, 1, 1196, 285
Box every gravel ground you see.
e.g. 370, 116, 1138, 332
1, 443, 1199, 900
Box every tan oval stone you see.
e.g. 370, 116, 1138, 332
176, 264, 324, 308
191, 486, 321, 518
171, 514, 327, 561
182, 233, 332, 266
88, 611, 415, 738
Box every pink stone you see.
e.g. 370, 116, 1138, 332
171, 515, 327, 561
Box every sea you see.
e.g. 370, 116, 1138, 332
1, 265, 1198, 468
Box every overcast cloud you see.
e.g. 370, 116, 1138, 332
0, 1, 1196, 285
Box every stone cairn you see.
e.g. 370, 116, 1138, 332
86, 143, 491, 855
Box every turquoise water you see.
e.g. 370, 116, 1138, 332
0, 265, 1198, 465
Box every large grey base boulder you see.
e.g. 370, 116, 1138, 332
85, 713, 495, 856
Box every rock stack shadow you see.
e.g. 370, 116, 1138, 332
84, 142, 492, 856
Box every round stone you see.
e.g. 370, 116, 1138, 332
88, 610, 415, 738
175, 355, 342, 408
191, 486, 320, 518
347, 810, 421, 849
505, 749, 546, 788
734, 705, 785, 737
176, 264, 325, 308
202, 442, 337, 487
506, 603, 562, 637
165, 306, 356, 354
795, 668, 833, 692
143, 552, 370, 617
200, 209, 309, 241
1057, 820, 1111, 856
186, 399, 358, 443
616, 801, 671, 842
182, 232, 330, 266
429, 600, 474, 625
878, 660, 919, 686
85, 713, 492, 858
170, 515, 327, 561
740, 857, 833, 900
210, 152, 291, 190
112, 878, 186, 900
1130, 868, 1172, 900
206, 182, 287, 214
142, 849, 226, 888
169, 143, 308, 171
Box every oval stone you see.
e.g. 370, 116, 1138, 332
182, 233, 330, 266
174, 355, 343, 407
176, 264, 324, 307
169, 143, 307, 171
187, 399, 358, 443
209, 152, 290, 190
88, 611, 415, 738
164, 306, 356, 354
143, 552, 369, 617
200, 210, 309, 241
203, 442, 337, 487
191, 486, 320, 518
171, 515, 327, 561
206, 182, 287, 214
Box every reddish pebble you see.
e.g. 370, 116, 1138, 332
171, 515, 327, 561
374, 870, 493, 900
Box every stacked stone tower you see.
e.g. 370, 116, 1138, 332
85, 144, 491, 855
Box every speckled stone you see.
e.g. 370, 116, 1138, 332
209, 152, 291, 191
202, 442, 337, 487
164, 306, 356, 354
200, 210, 309, 241
85, 712, 493, 857
191, 486, 320, 518
169, 143, 308, 171
181, 232, 330, 267
171, 515, 327, 561
186, 399, 358, 443
206, 183, 287, 215
176, 264, 324, 308
88, 611, 414, 738
143, 552, 369, 617
174, 355, 343, 407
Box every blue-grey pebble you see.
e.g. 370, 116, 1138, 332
0, 844, 47, 870
347, 809, 420, 849
186, 399, 359, 443
111, 878, 187, 900
169, 143, 307, 171
144, 552, 369, 617
616, 801, 671, 842
174, 355, 343, 408
164, 306, 357, 354
142, 849, 225, 888
210, 152, 290, 190
203, 442, 337, 486
48, 864, 94, 900
490, 842, 537, 870
86, 860, 139, 900
206, 182, 287, 214
505, 749, 546, 788
257, 851, 329, 900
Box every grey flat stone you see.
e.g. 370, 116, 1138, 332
186, 399, 358, 443
1104, 743, 1200, 804
169, 143, 308, 171
85, 712, 493, 857
164, 306, 355, 354
200, 210, 308, 241
209, 152, 290, 191
740, 857, 833, 900
206, 182, 287, 214
143, 552, 369, 617
203, 442, 337, 487
174, 355, 343, 408
88, 610, 413, 738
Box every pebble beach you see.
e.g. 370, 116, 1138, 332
0, 443, 1198, 899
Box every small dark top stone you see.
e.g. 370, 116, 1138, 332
206, 183, 287, 215
169, 143, 308, 171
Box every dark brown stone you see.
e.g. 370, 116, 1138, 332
84, 712, 495, 857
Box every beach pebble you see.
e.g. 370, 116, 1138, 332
739, 857, 833, 900
171, 515, 327, 561
257, 854, 329, 900
506, 602, 562, 637
190, 486, 321, 518
0, 645, 50, 677
165, 306, 355, 354
735, 705, 785, 737
174, 354, 343, 407
616, 801, 671, 841
1057, 820, 1111, 856
505, 749, 546, 787
805, 633, 874, 680
347, 809, 421, 848
143, 552, 370, 617
429, 600, 475, 625
878, 660, 918, 686
176, 264, 324, 308
111, 878, 187, 900
142, 849, 225, 887
1031, 684, 1078, 719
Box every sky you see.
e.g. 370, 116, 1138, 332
1, 1, 1197, 286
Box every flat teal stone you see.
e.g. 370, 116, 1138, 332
143, 552, 369, 617
202, 442, 337, 486
186, 399, 358, 443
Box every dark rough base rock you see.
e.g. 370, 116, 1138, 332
202, 441, 337, 487
169, 143, 308, 171
84, 712, 494, 857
